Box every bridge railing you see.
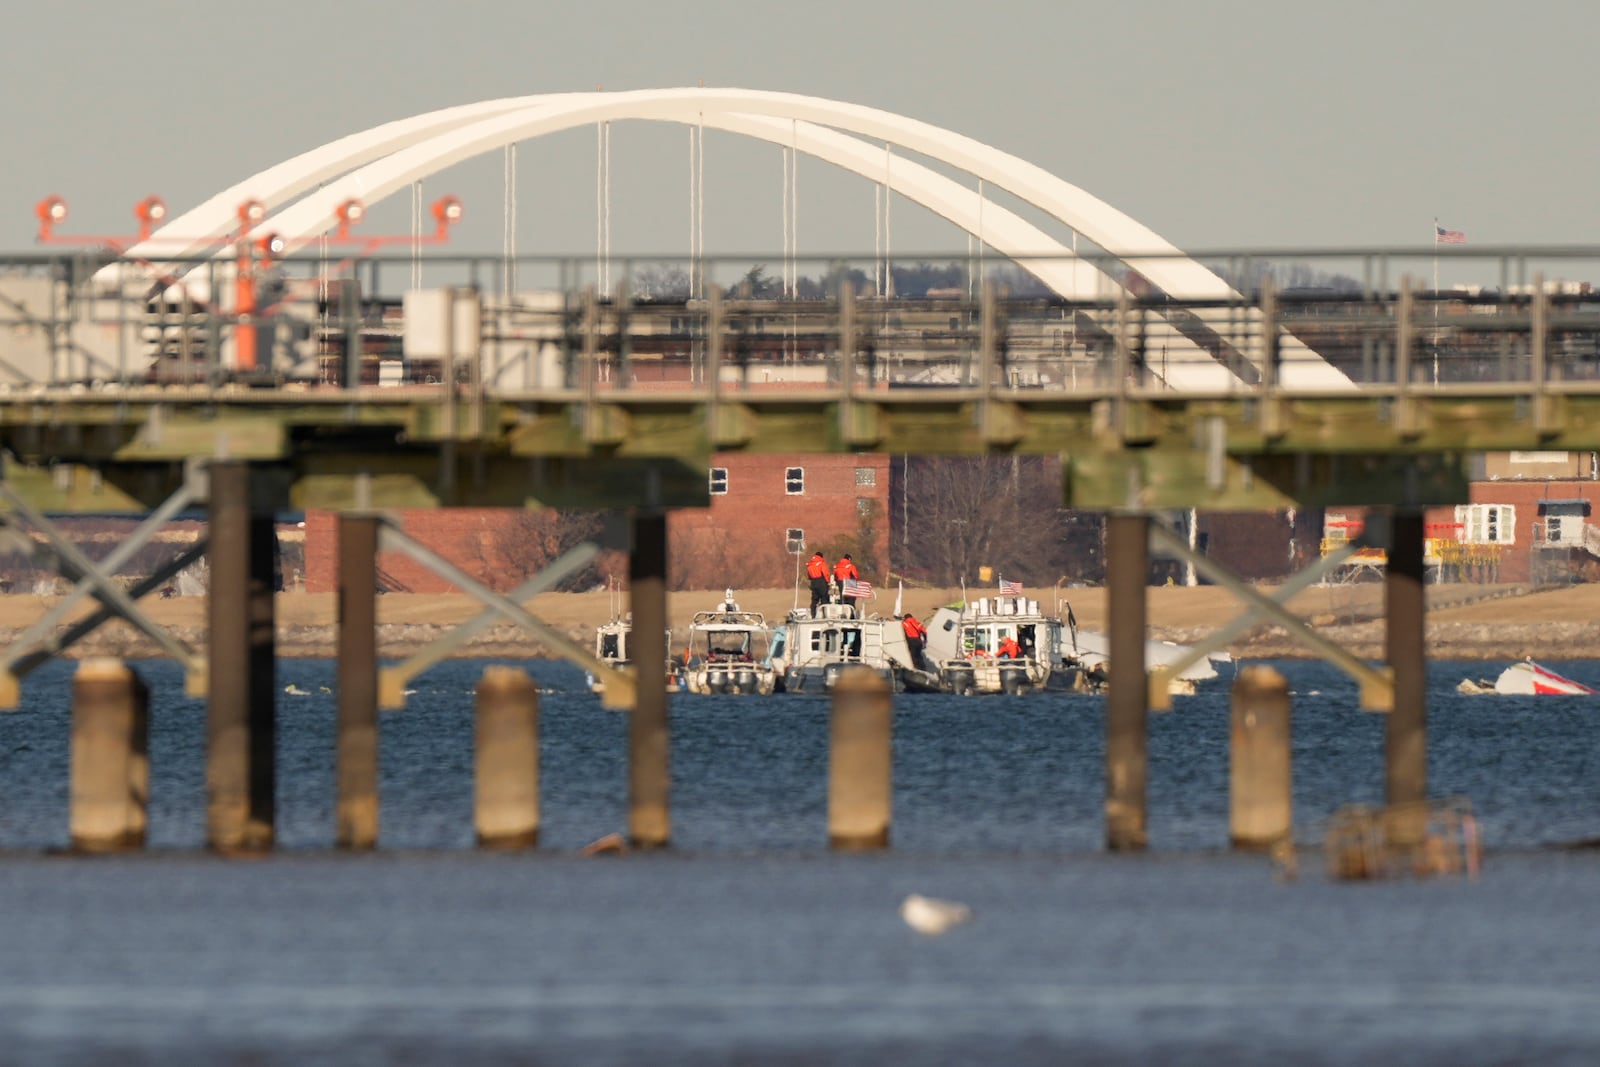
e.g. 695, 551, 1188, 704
2, 248, 1599, 403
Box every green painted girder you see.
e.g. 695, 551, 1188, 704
1064, 450, 1472, 510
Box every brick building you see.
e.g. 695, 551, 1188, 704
1321, 452, 1600, 585
302, 452, 892, 594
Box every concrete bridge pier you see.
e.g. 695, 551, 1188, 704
628, 510, 671, 848
206, 461, 277, 852
337, 513, 380, 849
1106, 512, 1149, 851
69, 658, 149, 852
1385, 508, 1428, 839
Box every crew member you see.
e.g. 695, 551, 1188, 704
901, 612, 928, 670
833, 554, 859, 585
997, 634, 1022, 659
806, 551, 831, 615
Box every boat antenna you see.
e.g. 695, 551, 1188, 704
793, 545, 802, 613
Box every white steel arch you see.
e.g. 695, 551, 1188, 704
140, 88, 1216, 298
127, 88, 1348, 388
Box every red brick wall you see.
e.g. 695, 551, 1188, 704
670, 453, 891, 589
303, 453, 893, 594
304, 508, 547, 594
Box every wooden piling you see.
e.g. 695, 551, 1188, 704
475, 665, 540, 848
1105, 512, 1149, 851
70, 658, 149, 852
206, 461, 277, 852
1229, 665, 1292, 850
336, 513, 380, 850
828, 667, 893, 850
628, 510, 671, 848
1385, 508, 1428, 844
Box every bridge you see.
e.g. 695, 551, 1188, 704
4, 88, 1599, 851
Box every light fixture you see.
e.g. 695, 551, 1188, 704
38, 196, 68, 223
431, 194, 464, 228
335, 198, 366, 239
34, 196, 68, 241
255, 232, 286, 257
237, 199, 267, 227
134, 195, 167, 239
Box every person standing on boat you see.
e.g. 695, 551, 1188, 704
901, 613, 928, 670
807, 552, 831, 615
997, 634, 1022, 659
833, 554, 859, 585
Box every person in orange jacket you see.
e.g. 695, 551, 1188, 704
806, 551, 831, 615
901, 612, 928, 670
997, 635, 1022, 659
833, 554, 859, 584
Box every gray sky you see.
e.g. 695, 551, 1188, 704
4, 0, 1596, 262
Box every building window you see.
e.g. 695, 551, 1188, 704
785, 467, 805, 494
709, 467, 728, 495
785, 528, 805, 553
1547, 516, 1564, 544
1457, 504, 1515, 544
855, 467, 876, 487
856, 497, 873, 517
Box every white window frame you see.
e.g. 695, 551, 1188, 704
1456, 503, 1516, 545
785, 528, 805, 553
785, 466, 805, 495
854, 467, 876, 487
709, 467, 728, 495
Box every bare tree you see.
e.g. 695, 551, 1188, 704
901, 456, 1100, 587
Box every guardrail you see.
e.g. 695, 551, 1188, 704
1, 248, 1597, 402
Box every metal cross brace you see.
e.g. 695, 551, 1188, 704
372, 522, 636, 709
0, 478, 205, 708
1146, 520, 1394, 713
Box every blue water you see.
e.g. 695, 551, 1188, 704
2, 657, 1599, 1063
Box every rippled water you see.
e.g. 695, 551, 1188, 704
1, 656, 1598, 1063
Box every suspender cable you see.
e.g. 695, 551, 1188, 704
410, 180, 423, 292
884, 143, 894, 299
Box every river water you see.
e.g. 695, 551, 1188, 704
1, 656, 1598, 1064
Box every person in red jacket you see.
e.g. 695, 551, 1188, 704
901, 612, 928, 670
833, 554, 859, 584
806, 551, 831, 615
997, 635, 1022, 659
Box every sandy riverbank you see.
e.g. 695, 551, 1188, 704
5, 579, 1600, 662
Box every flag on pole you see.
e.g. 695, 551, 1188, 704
893, 580, 904, 617
842, 578, 873, 598
1435, 225, 1466, 245
999, 578, 1023, 596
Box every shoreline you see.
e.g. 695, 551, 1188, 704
4, 579, 1598, 663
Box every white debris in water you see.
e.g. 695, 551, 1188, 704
900, 893, 972, 935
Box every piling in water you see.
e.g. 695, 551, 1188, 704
828, 667, 892, 850
70, 658, 149, 852
206, 461, 277, 852
475, 665, 540, 848
336, 513, 380, 850
1229, 665, 1292, 850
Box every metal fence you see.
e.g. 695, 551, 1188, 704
2, 248, 1599, 400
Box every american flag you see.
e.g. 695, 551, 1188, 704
1000, 579, 1023, 595
1435, 225, 1466, 245
841, 578, 872, 598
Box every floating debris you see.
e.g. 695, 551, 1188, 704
900, 893, 972, 935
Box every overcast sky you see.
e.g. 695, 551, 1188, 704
3, 0, 1595, 263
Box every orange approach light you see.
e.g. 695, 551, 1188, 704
334, 198, 365, 240
35, 195, 68, 240
431, 195, 463, 237
134, 195, 167, 239
237, 198, 267, 228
